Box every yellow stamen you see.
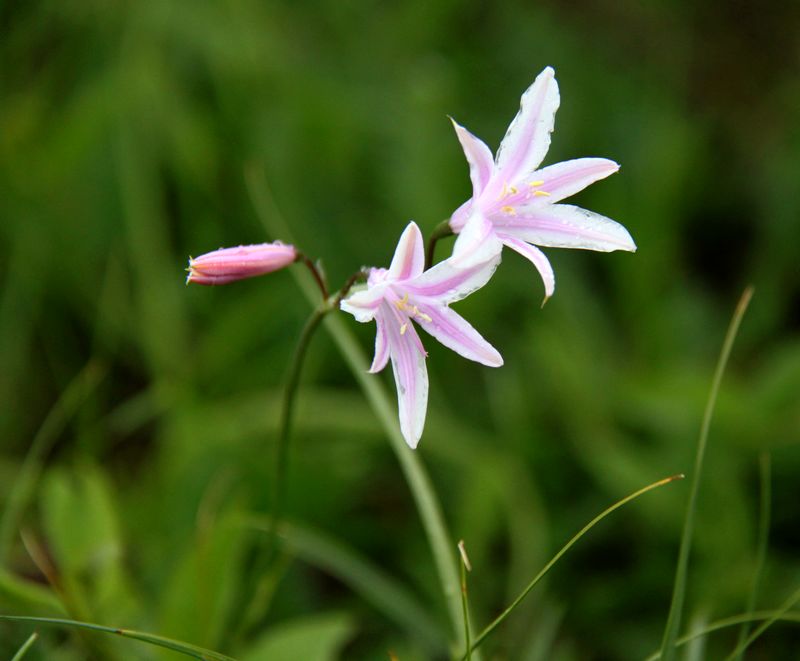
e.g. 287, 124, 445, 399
400, 323, 408, 335
394, 293, 410, 310
417, 312, 432, 323
529, 179, 545, 187
533, 190, 551, 197
501, 205, 517, 215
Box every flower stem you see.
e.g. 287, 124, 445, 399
297, 253, 329, 300
425, 219, 454, 269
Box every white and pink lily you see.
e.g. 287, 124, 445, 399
449, 66, 636, 301
341, 222, 503, 448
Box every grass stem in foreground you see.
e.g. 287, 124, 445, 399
732, 452, 771, 660
0, 616, 237, 661
10, 632, 38, 661
466, 474, 684, 656
659, 287, 754, 661
458, 540, 473, 661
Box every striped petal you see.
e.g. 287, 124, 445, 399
413, 302, 503, 367
498, 233, 555, 301
369, 314, 390, 373
388, 222, 425, 281
451, 118, 495, 197
494, 67, 560, 183
524, 158, 619, 204
384, 312, 429, 449
497, 204, 636, 252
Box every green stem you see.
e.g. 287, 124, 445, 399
425, 219, 454, 269
269, 306, 329, 554
0, 616, 237, 661
732, 452, 771, 660
659, 287, 754, 661
246, 164, 465, 644
458, 541, 472, 661
642, 609, 800, 661
467, 474, 685, 657
724, 584, 800, 661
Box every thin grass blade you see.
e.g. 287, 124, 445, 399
10, 632, 38, 661
732, 452, 771, 660
643, 610, 800, 661
0, 361, 106, 562
0, 616, 238, 661
467, 474, 684, 656
659, 287, 754, 661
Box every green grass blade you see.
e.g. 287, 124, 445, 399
0, 616, 238, 661
724, 585, 800, 661
10, 632, 38, 661
732, 452, 771, 660
245, 164, 464, 645
659, 286, 754, 661
642, 609, 800, 661
0, 360, 106, 563
467, 474, 684, 656
246, 517, 448, 653
458, 541, 473, 661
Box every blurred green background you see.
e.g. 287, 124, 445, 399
1, 1, 799, 659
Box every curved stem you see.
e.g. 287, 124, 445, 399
297, 253, 329, 300
269, 305, 329, 551
425, 220, 454, 269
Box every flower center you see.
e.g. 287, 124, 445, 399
394, 293, 432, 329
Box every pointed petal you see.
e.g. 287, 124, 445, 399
495, 67, 560, 182
525, 158, 619, 203
413, 302, 503, 367
384, 311, 428, 449
388, 222, 425, 281
369, 314, 390, 373
408, 237, 500, 305
498, 233, 555, 300
497, 204, 636, 252
340, 285, 385, 322
450, 117, 495, 196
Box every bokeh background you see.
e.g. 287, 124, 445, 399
1, 1, 799, 659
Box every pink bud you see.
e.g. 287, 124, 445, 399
186, 242, 298, 285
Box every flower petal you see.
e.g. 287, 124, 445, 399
450, 118, 495, 197
497, 204, 636, 252
388, 222, 425, 281
449, 199, 473, 233
494, 67, 560, 183
369, 314, 390, 373
408, 233, 500, 305
497, 232, 555, 300
525, 158, 619, 204
451, 211, 502, 267
384, 309, 429, 449
340, 285, 386, 322
412, 302, 503, 367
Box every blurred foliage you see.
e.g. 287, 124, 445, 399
1, 0, 799, 659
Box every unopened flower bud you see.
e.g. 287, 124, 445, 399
186, 242, 297, 285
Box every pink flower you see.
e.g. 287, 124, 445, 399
341, 222, 502, 448
449, 67, 635, 301
186, 242, 297, 286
